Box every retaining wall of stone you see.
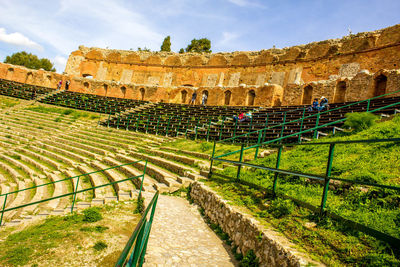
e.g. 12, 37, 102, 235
190, 182, 322, 267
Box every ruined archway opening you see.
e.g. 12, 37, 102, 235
334, 81, 347, 103
202, 90, 208, 105
247, 90, 256, 106
224, 90, 231, 105
302, 85, 313, 104
82, 74, 93, 79
181, 90, 187, 104
103, 84, 108, 96
121, 86, 127, 98
139, 88, 145, 101
83, 82, 90, 89
26, 72, 33, 83
374, 74, 387, 97
6, 68, 14, 80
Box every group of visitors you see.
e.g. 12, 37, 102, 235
189, 90, 208, 106
308, 96, 329, 111
233, 111, 252, 122
57, 80, 71, 90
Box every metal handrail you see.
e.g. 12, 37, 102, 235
209, 138, 400, 246
115, 191, 159, 267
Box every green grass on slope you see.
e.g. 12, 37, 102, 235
0, 96, 20, 109
205, 115, 400, 266
24, 105, 100, 120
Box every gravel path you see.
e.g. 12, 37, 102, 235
143, 193, 237, 267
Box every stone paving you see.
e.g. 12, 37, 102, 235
143, 193, 237, 267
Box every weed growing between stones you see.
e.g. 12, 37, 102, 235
83, 207, 103, 222
93, 241, 108, 251
135, 194, 145, 214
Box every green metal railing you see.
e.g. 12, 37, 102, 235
0, 160, 147, 226
212, 93, 400, 161
115, 191, 159, 267
210, 138, 400, 247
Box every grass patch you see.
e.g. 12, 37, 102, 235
93, 241, 108, 251
24, 105, 100, 120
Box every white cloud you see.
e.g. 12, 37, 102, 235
217, 32, 240, 47
227, 0, 266, 8
54, 55, 68, 73
0, 28, 43, 51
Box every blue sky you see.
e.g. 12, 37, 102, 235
0, 0, 399, 73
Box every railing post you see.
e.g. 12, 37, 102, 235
320, 143, 335, 215
139, 160, 147, 198
145, 114, 150, 134
236, 143, 245, 180
126, 114, 131, 131
262, 113, 269, 143
136, 114, 141, 132
107, 107, 112, 128
195, 117, 200, 140
209, 140, 217, 177
116, 112, 121, 129
166, 116, 172, 136
298, 107, 306, 143
247, 116, 253, 144
0, 194, 8, 227
367, 99, 370, 112
206, 118, 212, 141
272, 146, 283, 196
254, 130, 262, 160
176, 116, 182, 137
313, 113, 320, 139
233, 118, 238, 143
71, 176, 80, 213
219, 116, 226, 141
155, 115, 160, 135
280, 112, 287, 143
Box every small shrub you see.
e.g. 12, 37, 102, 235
10, 155, 21, 160
63, 109, 73, 115
200, 142, 212, 152
93, 241, 107, 251
83, 207, 102, 222
80, 225, 109, 233
268, 198, 295, 218
240, 250, 259, 267
135, 195, 145, 214
344, 112, 379, 132
54, 117, 62, 122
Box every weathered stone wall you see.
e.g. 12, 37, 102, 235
190, 182, 321, 267
1, 24, 399, 107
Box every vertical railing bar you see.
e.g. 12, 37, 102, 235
71, 176, 80, 213
272, 145, 283, 196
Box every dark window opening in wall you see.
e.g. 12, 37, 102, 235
334, 81, 347, 103
181, 90, 187, 103
202, 90, 208, 105
139, 88, 145, 101
224, 90, 231, 105
103, 84, 108, 96
302, 85, 313, 104
374, 74, 387, 97
247, 90, 256, 106
82, 74, 93, 79
83, 82, 90, 89
182, 84, 193, 87
6, 68, 14, 79
26, 72, 33, 83
121, 86, 127, 98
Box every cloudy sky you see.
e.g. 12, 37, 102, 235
0, 0, 399, 73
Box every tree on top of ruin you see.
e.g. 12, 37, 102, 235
4, 51, 55, 72
185, 38, 212, 53
160, 36, 171, 52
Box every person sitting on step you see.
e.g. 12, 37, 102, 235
317, 96, 329, 111
308, 98, 319, 111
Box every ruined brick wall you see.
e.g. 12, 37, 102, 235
1, 24, 399, 106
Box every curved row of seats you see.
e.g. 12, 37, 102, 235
0, 79, 53, 100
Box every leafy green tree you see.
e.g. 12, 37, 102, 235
179, 48, 185, 54
160, 36, 171, 52
185, 38, 211, 53
4, 51, 55, 72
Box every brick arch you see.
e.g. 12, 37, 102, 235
106, 52, 121, 62
207, 55, 228, 66
254, 51, 275, 65
86, 50, 104, 60
231, 53, 251, 66
122, 53, 141, 64
144, 55, 162, 65
165, 56, 182, 66
184, 56, 204, 66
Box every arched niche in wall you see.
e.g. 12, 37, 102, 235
6, 68, 14, 80
83, 82, 90, 89
103, 84, 108, 96
26, 72, 33, 83
374, 74, 387, 97
201, 90, 209, 104
181, 90, 188, 104
82, 74, 93, 79
302, 85, 313, 104
139, 88, 145, 101
121, 86, 127, 98
246, 90, 256, 106
334, 81, 347, 103
224, 90, 232, 105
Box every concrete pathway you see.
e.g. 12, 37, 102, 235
143, 193, 237, 267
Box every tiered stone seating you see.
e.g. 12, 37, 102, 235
104, 96, 400, 143
39, 90, 147, 114
103, 102, 256, 138
0, 79, 53, 100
